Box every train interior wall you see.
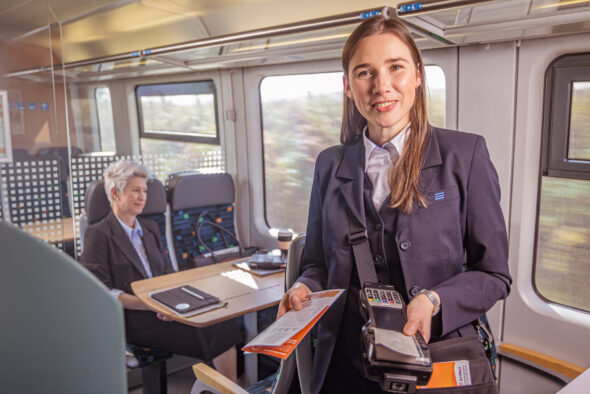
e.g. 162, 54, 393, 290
1, 16, 589, 392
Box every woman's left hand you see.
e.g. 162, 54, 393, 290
156, 312, 173, 322
402, 292, 439, 343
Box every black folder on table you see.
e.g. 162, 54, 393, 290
149, 285, 227, 317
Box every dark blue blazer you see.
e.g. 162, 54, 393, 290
81, 212, 174, 330
296, 126, 512, 393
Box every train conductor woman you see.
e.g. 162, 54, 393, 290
277, 15, 511, 393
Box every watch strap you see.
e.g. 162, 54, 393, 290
418, 289, 440, 316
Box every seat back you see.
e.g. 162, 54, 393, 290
84, 180, 111, 226
0, 221, 126, 393
284, 233, 312, 394
12, 148, 33, 161
167, 173, 237, 271
270, 234, 307, 394
137, 179, 169, 257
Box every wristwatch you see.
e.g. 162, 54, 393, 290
418, 289, 440, 316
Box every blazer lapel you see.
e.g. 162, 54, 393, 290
336, 137, 367, 230
107, 212, 149, 279
396, 127, 443, 233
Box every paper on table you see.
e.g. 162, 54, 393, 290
243, 289, 344, 359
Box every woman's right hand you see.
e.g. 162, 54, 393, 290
277, 282, 312, 319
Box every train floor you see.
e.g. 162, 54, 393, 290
127, 355, 200, 394
126, 352, 281, 393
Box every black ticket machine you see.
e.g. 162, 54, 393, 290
360, 283, 433, 393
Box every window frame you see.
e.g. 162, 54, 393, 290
533, 52, 590, 313
542, 52, 590, 180
135, 80, 221, 145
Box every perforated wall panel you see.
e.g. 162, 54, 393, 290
0, 159, 68, 251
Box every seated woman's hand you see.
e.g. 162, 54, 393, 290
156, 312, 174, 322
277, 282, 312, 319
402, 292, 439, 343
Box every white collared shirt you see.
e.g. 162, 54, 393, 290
363, 123, 411, 210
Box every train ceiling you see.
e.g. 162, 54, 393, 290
2, 0, 590, 80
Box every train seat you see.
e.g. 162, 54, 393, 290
166, 172, 285, 381
0, 220, 126, 393
11, 148, 33, 161
166, 172, 239, 271
284, 233, 312, 393
80, 177, 173, 394
35, 146, 84, 164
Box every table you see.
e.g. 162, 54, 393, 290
132, 260, 285, 386
21, 217, 74, 243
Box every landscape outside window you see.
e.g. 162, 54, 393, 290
261, 66, 446, 233
138, 81, 221, 175
567, 81, 590, 161
95, 87, 116, 153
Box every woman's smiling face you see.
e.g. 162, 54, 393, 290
344, 32, 421, 140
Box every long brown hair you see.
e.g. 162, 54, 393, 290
341, 16, 430, 214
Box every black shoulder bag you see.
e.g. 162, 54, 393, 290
347, 209, 498, 393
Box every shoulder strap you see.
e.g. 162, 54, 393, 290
346, 208, 378, 285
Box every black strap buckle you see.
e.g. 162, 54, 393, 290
347, 229, 368, 245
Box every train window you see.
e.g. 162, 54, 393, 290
94, 87, 116, 153
260, 72, 343, 232
136, 81, 220, 145
425, 65, 445, 127
568, 81, 590, 161
535, 53, 590, 313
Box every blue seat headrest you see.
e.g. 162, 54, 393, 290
167, 173, 234, 211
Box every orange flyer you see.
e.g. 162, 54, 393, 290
242, 289, 344, 359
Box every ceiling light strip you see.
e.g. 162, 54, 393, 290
397, 0, 497, 17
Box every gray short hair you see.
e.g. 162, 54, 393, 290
103, 160, 151, 206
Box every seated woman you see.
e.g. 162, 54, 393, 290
80, 160, 241, 381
